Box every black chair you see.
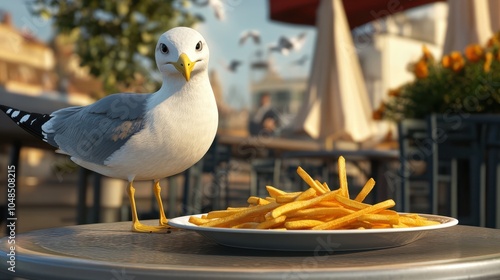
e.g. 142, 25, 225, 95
250, 158, 281, 197
183, 137, 231, 214
250, 155, 331, 198
485, 122, 500, 228
398, 119, 440, 213
428, 114, 486, 226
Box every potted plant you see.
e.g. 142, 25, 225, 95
373, 32, 500, 122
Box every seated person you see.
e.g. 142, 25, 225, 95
249, 93, 280, 136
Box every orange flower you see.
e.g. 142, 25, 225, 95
422, 45, 433, 62
465, 44, 483, 62
442, 55, 451, 68
484, 52, 493, 73
414, 60, 428, 79
388, 88, 401, 97
487, 32, 500, 48
450, 51, 465, 72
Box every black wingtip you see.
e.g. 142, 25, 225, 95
0, 104, 52, 141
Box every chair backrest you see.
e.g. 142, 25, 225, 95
397, 118, 436, 212
398, 119, 432, 163
428, 114, 483, 158
202, 137, 231, 173
428, 114, 479, 145
486, 122, 500, 148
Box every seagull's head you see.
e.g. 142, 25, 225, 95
155, 27, 209, 82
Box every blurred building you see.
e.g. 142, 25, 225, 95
0, 11, 99, 104
0, 12, 56, 96
249, 3, 448, 129
356, 3, 448, 109
249, 67, 307, 130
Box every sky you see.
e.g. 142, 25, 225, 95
0, 0, 317, 109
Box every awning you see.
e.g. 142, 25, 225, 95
269, 0, 446, 29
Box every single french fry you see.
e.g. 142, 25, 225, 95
358, 213, 400, 225
247, 196, 261, 205
355, 178, 375, 202
285, 219, 324, 230
297, 167, 326, 194
259, 199, 270, 205
312, 199, 396, 230
399, 215, 440, 226
370, 223, 392, 229
266, 186, 286, 198
232, 222, 259, 229
314, 180, 328, 194
322, 182, 331, 192
226, 207, 249, 210
256, 215, 287, 229
403, 214, 421, 219
188, 216, 210, 225
294, 187, 317, 201
392, 222, 410, 228
379, 209, 399, 216
345, 220, 374, 229
315, 200, 341, 208
286, 207, 354, 219
334, 194, 371, 210
206, 209, 245, 219
201, 202, 280, 228
265, 197, 276, 203
270, 190, 337, 219
338, 156, 349, 198
276, 193, 301, 203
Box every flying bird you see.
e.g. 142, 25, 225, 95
291, 54, 309, 66
269, 32, 307, 55
0, 27, 219, 233
254, 49, 264, 59
239, 30, 260, 45
250, 60, 269, 70
220, 59, 242, 72
193, 0, 225, 21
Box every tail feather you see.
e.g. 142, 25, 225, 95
0, 104, 53, 142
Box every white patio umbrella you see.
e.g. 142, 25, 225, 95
443, 0, 494, 54
489, 0, 500, 32
291, 0, 376, 144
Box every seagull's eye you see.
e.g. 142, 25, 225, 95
195, 41, 203, 51
159, 43, 169, 54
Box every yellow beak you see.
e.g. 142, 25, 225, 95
172, 53, 195, 81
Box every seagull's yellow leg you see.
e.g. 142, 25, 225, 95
153, 180, 169, 226
127, 181, 169, 233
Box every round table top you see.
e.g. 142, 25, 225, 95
2, 221, 500, 279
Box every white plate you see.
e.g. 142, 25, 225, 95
168, 213, 458, 251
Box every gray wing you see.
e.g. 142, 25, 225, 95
44, 93, 149, 165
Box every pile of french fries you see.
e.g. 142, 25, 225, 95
189, 156, 440, 230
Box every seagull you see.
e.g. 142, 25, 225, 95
220, 59, 242, 72
269, 32, 307, 56
192, 0, 225, 21
239, 30, 260, 46
291, 54, 309, 66
0, 27, 219, 233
